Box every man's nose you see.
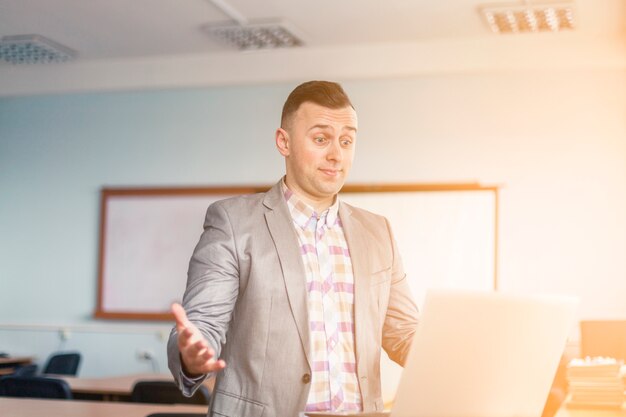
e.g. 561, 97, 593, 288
326, 139, 343, 162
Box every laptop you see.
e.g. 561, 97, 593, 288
305, 289, 578, 417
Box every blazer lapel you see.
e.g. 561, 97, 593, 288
338, 202, 371, 378
263, 183, 311, 367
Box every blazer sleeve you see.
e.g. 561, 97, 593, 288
168, 200, 240, 394
381, 217, 419, 366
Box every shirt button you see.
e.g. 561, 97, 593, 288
302, 373, 311, 384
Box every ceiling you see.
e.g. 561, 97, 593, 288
0, 0, 625, 96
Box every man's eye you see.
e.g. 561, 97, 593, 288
341, 139, 353, 146
314, 137, 326, 143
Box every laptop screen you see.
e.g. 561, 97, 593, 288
391, 290, 577, 417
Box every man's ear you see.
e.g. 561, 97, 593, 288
275, 128, 290, 157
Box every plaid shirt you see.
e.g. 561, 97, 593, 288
283, 182, 362, 412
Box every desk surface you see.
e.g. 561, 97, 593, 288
0, 356, 34, 366
0, 356, 35, 376
0, 397, 207, 417
55, 372, 215, 398
56, 373, 175, 396
556, 405, 626, 417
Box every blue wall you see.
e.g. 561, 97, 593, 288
0, 84, 293, 375
0, 85, 290, 321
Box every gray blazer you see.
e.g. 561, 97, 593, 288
168, 181, 418, 417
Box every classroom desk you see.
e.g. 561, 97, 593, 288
4, 396, 622, 417
54, 372, 214, 401
0, 356, 34, 375
0, 397, 207, 417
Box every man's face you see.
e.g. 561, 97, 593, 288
276, 101, 357, 209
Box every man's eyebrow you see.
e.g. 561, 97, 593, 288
307, 124, 358, 133
307, 124, 331, 132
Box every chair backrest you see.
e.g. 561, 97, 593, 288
131, 380, 210, 405
43, 352, 81, 376
12, 364, 38, 377
0, 376, 73, 399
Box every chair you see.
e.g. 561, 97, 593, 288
0, 376, 73, 399
12, 364, 38, 377
131, 380, 210, 405
42, 352, 81, 376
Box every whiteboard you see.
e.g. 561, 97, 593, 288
95, 184, 498, 320
342, 190, 496, 307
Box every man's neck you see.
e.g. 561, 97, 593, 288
283, 178, 335, 214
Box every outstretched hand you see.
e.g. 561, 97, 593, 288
172, 303, 226, 377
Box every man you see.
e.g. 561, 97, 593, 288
168, 81, 418, 417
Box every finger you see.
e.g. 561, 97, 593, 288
186, 350, 212, 373
201, 347, 216, 361
195, 347, 217, 364
198, 358, 227, 374
177, 327, 197, 348
186, 339, 209, 358
180, 338, 208, 362
186, 345, 218, 367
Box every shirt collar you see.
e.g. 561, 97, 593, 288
281, 178, 339, 229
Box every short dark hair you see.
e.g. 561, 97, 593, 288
281, 80, 354, 129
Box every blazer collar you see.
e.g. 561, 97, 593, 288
262, 179, 285, 211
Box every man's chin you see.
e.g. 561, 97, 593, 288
318, 180, 345, 196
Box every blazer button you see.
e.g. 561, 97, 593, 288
301, 373, 311, 384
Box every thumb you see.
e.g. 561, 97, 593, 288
171, 303, 191, 330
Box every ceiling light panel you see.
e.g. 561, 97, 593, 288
202, 21, 304, 50
0, 34, 76, 64
480, 1, 575, 34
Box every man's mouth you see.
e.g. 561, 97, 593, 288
319, 168, 341, 177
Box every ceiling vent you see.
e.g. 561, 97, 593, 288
0, 34, 76, 64
479, 1, 575, 34
202, 20, 303, 50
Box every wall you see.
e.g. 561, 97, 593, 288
1, 71, 625, 377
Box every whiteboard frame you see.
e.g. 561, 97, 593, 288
95, 183, 499, 320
